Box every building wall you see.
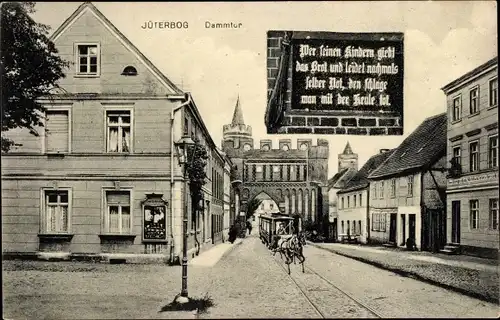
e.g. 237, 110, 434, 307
337, 188, 368, 243
447, 188, 499, 253
369, 172, 423, 248
53, 7, 170, 96
445, 63, 498, 258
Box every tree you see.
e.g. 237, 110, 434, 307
1, 2, 70, 152
245, 198, 262, 220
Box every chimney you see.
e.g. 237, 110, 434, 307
380, 149, 390, 153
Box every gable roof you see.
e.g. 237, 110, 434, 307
327, 167, 358, 189
368, 113, 447, 180
337, 149, 394, 194
50, 2, 182, 95
328, 168, 349, 188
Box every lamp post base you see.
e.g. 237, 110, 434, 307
175, 295, 190, 304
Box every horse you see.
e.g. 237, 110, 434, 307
272, 233, 306, 274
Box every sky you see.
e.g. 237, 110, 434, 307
32, 1, 498, 177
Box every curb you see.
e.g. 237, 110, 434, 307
220, 238, 243, 261
308, 243, 497, 304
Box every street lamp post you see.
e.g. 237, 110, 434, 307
174, 135, 195, 303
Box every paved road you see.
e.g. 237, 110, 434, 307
200, 235, 498, 318
3, 235, 498, 319
280, 243, 498, 318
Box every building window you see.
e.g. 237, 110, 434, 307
45, 110, 70, 153
341, 221, 344, 234
489, 135, 498, 169
380, 181, 384, 198
452, 96, 461, 122
262, 165, 267, 181
469, 87, 479, 115
390, 179, 396, 197
371, 184, 376, 199
359, 194, 362, 206
353, 195, 357, 208
42, 189, 70, 233
489, 77, 498, 108
358, 221, 362, 235
372, 213, 386, 232
76, 44, 99, 75
469, 200, 479, 229
341, 197, 345, 210
347, 196, 350, 208
469, 141, 479, 172
407, 176, 413, 196
104, 190, 131, 234
279, 165, 284, 180
183, 116, 189, 135
489, 199, 499, 230
107, 110, 131, 153
452, 145, 461, 167
351, 220, 356, 234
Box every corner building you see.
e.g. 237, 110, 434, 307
442, 57, 498, 259
1, 2, 231, 262
222, 98, 330, 226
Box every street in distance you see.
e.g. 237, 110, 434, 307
205, 21, 243, 29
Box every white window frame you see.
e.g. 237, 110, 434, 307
469, 140, 479, 172
41, 105, 72, 154
452, 95, 462, 122
407, 175, 414, 196
489, 199, 499, 230
469, 199, 479, 230
102, 187, 134, 235
488, 135, 498, 169
75, 42, 101, 77
469, 86, 479, 115
103, 105, 134, 153
380, 181, 385, 199
390, 178, 396, 198
40, 187, 72, 234
489, 76, 498, 108
452, 145, 461, 167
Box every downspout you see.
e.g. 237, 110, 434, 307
169, 93, 191, 264
419, 171, 425, 251
366, 184, 370, 244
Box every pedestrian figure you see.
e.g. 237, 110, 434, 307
246, 219, 252, 235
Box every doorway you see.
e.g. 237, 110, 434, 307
451, 201, 461, 244
389, 213, 397, 243
409, 214, 416, 244
401, 214, 406, 246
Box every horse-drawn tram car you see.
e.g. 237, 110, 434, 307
258, 213, 296, 248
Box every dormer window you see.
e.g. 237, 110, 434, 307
122, 66, 138, 76
76, 43, 100, 76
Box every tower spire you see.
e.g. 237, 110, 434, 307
231, 95, 245, 126
342, 141, 353, 155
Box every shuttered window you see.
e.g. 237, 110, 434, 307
46, 110, 69, 152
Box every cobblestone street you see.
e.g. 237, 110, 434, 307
3, 235, 499, 319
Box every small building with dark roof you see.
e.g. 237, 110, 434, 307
442, 57, 498, 259
367, 113, 448, 251
336, 149, 394, 243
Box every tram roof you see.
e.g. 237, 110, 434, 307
259, 213, 294, 220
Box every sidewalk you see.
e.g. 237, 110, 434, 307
190, 238, 243, 268
309, 242, 499, 304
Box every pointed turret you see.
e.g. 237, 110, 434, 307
231, 95, 245, 126
338, 141, 358, 171
342, 142, 353, 155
